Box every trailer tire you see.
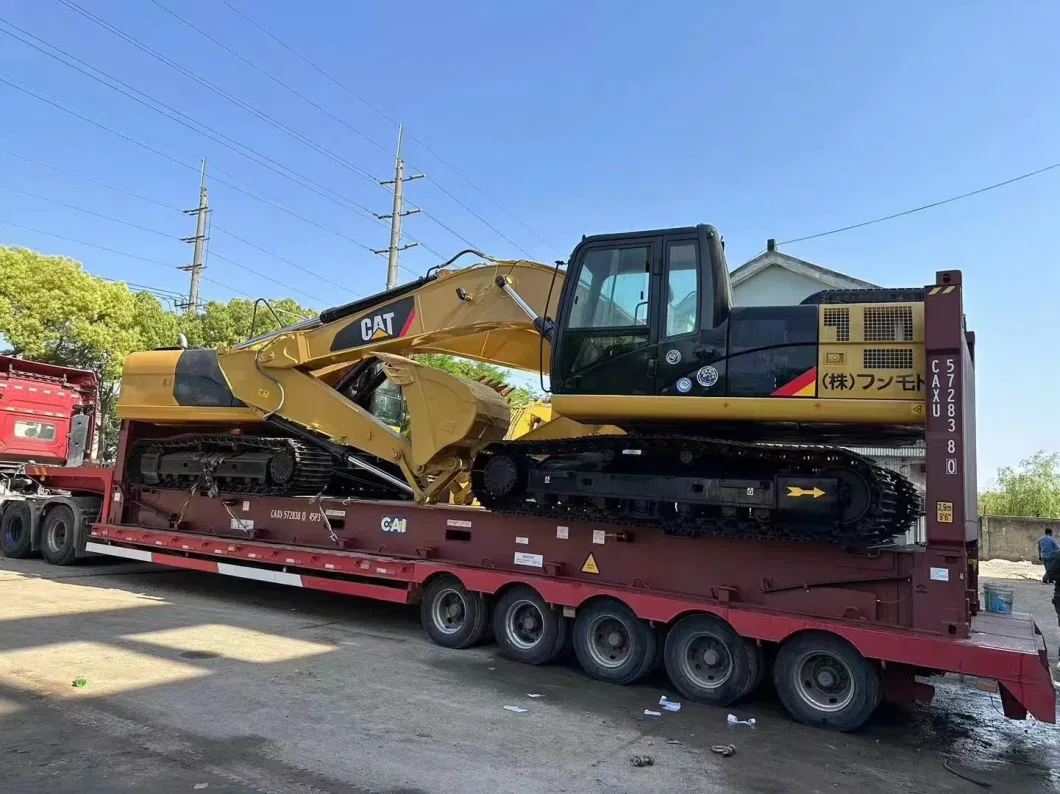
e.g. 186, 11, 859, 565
40, 504, 79, 566
420, 576, 490, 650
743, 639, 768, 699
493, 585, 567, 666
664, 613, 751, 706
573, 599, 657, 685
773, 631, 880, 732
0, 502, 34, 559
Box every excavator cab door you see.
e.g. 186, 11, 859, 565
551, 237, 660, 394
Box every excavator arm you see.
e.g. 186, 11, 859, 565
118, 258, 563, 502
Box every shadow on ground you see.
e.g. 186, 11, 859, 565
0, 557, 1057, 793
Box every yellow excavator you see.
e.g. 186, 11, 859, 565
118, 224, 925, 545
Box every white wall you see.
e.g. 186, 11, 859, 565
732, 265, 830, 307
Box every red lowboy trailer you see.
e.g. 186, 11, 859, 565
2, 271, 1055, 731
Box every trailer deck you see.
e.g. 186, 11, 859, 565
84, 514, 1055, 725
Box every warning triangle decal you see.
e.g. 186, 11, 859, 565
581, 553, 599, 574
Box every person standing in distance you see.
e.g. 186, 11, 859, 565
1039, 527, 1058, 566
1042, 548, 1060, 668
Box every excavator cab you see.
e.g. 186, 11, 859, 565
548, 223, 925, 443
550, 224, 732, 397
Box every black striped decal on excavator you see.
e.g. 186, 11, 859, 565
173, 349, 246, 407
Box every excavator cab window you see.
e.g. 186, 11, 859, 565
554, 241, 657, 394
337, 360, 408, 430
664, 241, 699, 337
368, 378, 406, 429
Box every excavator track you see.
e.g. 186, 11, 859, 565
471, 435, 923, 547
127, 434, 334, 497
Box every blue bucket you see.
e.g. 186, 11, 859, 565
983, 582, 1014, 614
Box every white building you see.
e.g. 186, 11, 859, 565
730, 242, 926, 504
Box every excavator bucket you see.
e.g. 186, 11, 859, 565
374, 353, 510, 471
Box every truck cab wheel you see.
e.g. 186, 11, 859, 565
0, 502, 35, 559
773, 631, 880, 732
420, 576, 490, 650
573, 599, 657, 685
40, 504, 79, 566
493, 585, 568, 665
664, 613, 752, 706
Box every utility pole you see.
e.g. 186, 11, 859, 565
179, 159, 209, 311
374, 124, 423, 289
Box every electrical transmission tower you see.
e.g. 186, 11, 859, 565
178, 159, 209, 312
374, 124, 423, 289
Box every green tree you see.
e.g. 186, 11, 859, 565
0, 246, 313, 458
978, 451, 1060, 518
414, 353, 536, 406
181, 297, 313, 348
0, 247, 161, 455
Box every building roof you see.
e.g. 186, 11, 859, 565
730, 250, 878, 290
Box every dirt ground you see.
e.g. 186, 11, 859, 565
980, 558, 1049, 581
1, 556, 1058, 794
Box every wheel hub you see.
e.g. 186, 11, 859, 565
506, 601, 545, 649
794, 651, 856, 713
431, 589, 466, 635
587, 616, 632, 669
681, 634, 733, 689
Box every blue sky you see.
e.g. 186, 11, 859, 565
0, 0, 1057, 484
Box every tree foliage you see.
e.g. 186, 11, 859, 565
979, 451, 1060, 518
0, 246, 314, 458
414, 353, 536, 407
181, 297, 311, 348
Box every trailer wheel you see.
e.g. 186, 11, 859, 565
773, 632, 880, 732
664, 613, 751, 706
573, 599, 657, 685
493, 585, 568, 665
40, 505, 79, 566
0, 502, 34, 559
742, 639, 768, 699
420, 576, 490, 650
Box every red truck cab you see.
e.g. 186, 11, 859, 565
0, 355, 98, 471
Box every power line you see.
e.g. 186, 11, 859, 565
216, 0, 563, 257
0, 184, 327, 304
779, 161, 1060, 246
0, 73, 431, 280
209, 223, 362, 298
0, 17, 446, 271
0, 20, 384, 233
52, 3, 472, 262
200, 251, 326, 304
0, 217, 250, 298
0, 147, 181, 211
146, 0, 391, 162
58, 0, 385, 188
0, 183, 176, 239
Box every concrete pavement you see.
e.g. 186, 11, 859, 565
1, 556, 1058, 793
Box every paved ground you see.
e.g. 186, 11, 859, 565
1, 556, 1058, 794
